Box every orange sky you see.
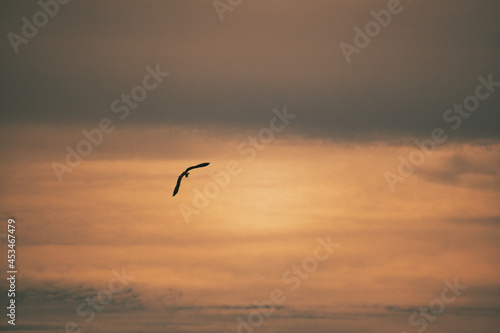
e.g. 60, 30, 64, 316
1, 125, 500, 332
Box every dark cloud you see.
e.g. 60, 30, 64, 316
447, 216, 500, 226
9, 281, 145, 312
417, 151, 500, 189
385, 305, 500, 318
0, 1, 499, 141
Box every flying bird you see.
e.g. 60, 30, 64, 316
172, 162, 210, 197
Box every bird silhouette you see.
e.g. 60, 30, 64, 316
172, 162, 210, 197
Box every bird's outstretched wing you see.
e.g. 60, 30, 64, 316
185, 162, 210, 172
172, 162, 210, 197
172, 174, 184, 197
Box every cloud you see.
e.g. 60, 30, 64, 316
416, 150, 500, 189
0, 1, 499, 141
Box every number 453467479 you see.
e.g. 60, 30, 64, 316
7, 219, 15, 269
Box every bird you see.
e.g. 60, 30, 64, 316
172, 162, 210, 197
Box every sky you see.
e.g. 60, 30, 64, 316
0, 1, 499, 333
